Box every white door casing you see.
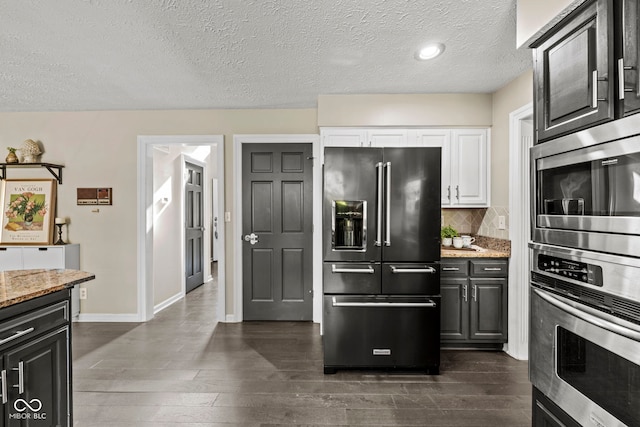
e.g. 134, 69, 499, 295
506, 103, 533, 360
137, 135, 225, 322
233, 134, 321, 323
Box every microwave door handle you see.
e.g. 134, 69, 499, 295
533, 288, 640, 342
385, 161, 391, 246
375, 162, 383, 247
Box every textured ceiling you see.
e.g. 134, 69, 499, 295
0, 0, 532, 112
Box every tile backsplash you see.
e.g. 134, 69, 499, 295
442, 207, 509, 240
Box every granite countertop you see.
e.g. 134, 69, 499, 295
0, 269, 95, 309
441, 236, 510, 259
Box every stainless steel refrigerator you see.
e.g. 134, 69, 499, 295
322, 147, 441, 374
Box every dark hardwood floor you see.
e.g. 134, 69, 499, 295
72, 277, 532, 426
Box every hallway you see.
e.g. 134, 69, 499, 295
72, 279, 531, 426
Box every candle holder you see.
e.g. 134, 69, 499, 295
54, 223, 66, 245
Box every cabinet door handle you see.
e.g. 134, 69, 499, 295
592, 70, 608, 108
12, 361, 24, 394
483, 267, 503, 271
0, 327, 34, 345
0, 370, 6, 404
463, 284, 468, 302
442, 267, 460, 271
472, 285, 477, 301
447, 185, 451, 202
618, 58, 635, 100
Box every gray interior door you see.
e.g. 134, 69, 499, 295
185, 161, 204, 293
242, 143, 313, 321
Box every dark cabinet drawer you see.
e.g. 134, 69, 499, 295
470, 260, 508, 277
440, 259, 468, 276
0, 300, 69, 352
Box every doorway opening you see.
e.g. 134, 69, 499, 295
137, 135, 225, 322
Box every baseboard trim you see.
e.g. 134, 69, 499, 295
76, 313, 142, 323
154, 293, 183, 315
225, 314, 237, 323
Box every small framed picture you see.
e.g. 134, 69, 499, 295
0, 179, 57, 245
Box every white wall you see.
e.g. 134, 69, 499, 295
318, 94, 493, 127
152, 146, 182, 306
516, 0, 585, 47
0, 109, 318, 318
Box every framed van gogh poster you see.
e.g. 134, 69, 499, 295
0, 179, 57, 245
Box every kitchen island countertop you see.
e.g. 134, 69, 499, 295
0, 269, 95, 309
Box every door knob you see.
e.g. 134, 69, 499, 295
244, 232, 259, 245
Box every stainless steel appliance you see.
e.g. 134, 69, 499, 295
322, 147, 441, 374
529, 242, 640, 427
531, 117, 640, 256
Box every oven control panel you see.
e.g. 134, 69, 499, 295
538, 254, 603, 286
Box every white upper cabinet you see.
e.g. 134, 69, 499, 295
368, 129, 409, 146
413, 129, 450, 148
321, 127, 490, 208
321, 128, 367, 147
444, 129, 489, 207
322, 128, 409, 147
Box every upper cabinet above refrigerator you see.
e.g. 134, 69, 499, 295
532, 0, 640, 143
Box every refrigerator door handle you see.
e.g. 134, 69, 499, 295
375, 162, 383, 246
331, 264, 375, 274
332, 297, 436, 308
385, 161, 391, 246
389, 265, 436, 274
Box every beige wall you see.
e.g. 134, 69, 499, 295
0, 109, 318, 317
516, 0, 585, 47
318, 94, 493, 127
491, 69, 534, 207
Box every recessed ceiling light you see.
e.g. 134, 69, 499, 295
415, 43, 445, 61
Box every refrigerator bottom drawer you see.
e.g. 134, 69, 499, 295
323, 295, 440, 374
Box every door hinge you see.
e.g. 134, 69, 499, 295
307, 156, 315, 166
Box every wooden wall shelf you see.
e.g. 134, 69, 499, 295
0, 163, 65, 184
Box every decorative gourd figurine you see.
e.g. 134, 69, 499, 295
20, 139, 41, 163
5, 147, 18, 164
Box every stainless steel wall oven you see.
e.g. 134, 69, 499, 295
530, 243, 640, 427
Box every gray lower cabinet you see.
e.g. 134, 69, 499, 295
0, 290, 71, 426
440, 258, 508, 348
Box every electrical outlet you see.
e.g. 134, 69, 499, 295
498, 216, 506, 230
79, 288, 87, 300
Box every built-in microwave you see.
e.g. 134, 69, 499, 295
531, 115, 640, 257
